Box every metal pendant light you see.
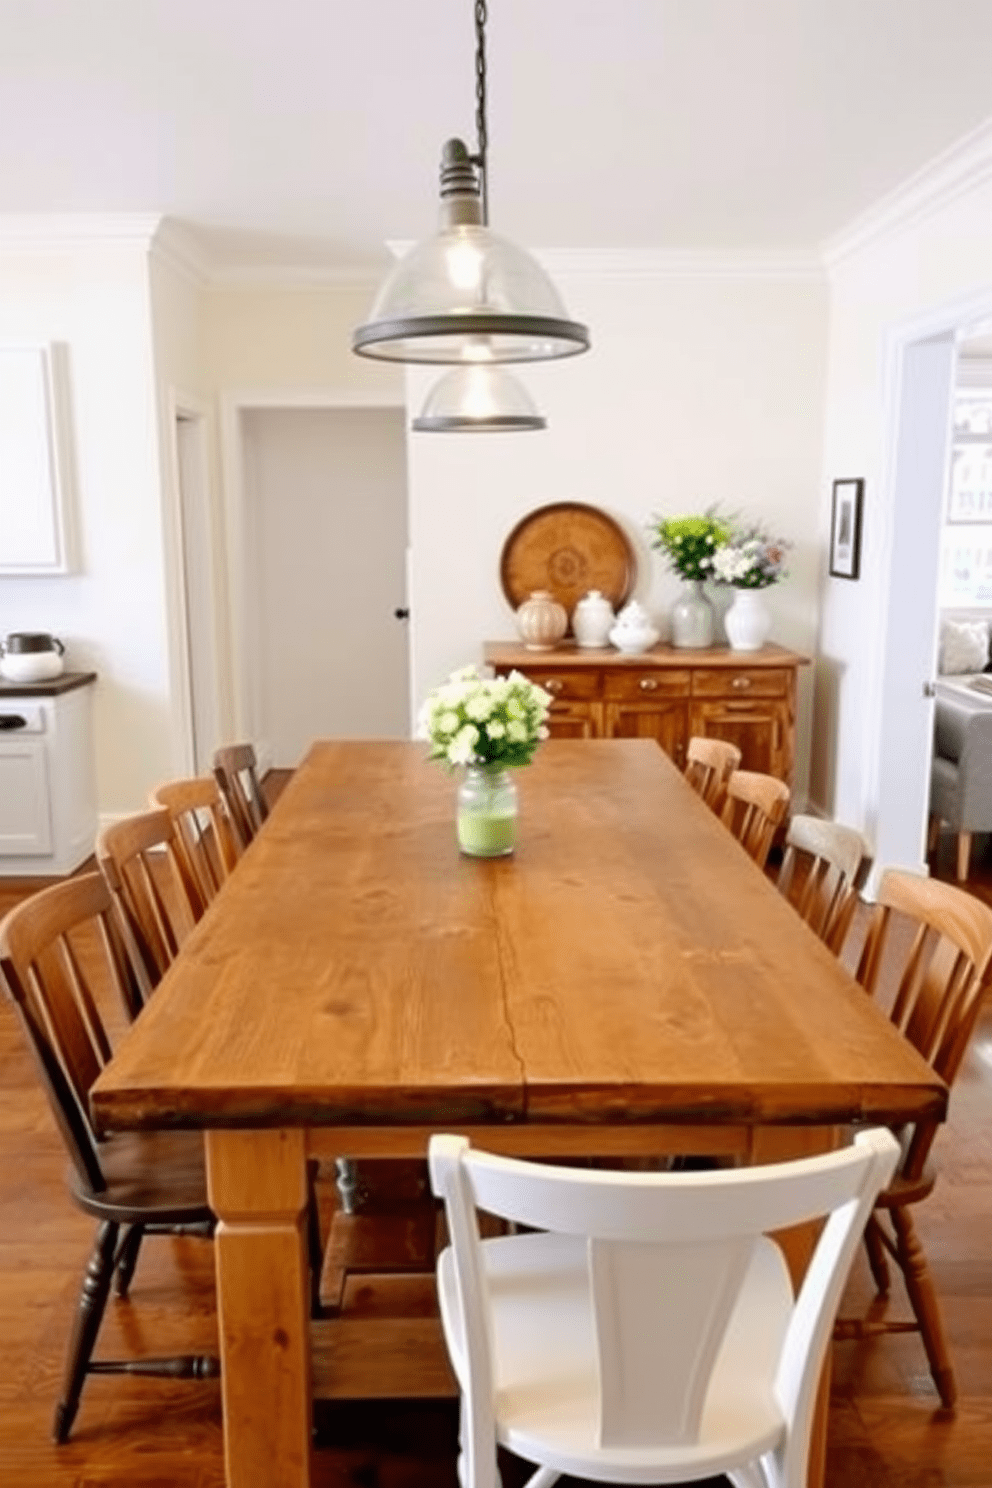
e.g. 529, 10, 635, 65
411, 363, 546, 433
353, 0, 589, 367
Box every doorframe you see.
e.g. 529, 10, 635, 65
867, 284, 992, 885
218, 389, 407, 768
162, 387, 219, 776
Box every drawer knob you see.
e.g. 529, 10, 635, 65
639, 677, 659, 691
731, 675, 752, 690
543, 679, 564, 694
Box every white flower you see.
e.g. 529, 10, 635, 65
486, 720, 506, 739
464, 692, 493, 722
507, 720, 527, 743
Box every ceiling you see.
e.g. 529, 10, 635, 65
4, 0, 992, 271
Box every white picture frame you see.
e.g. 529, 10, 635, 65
0, 344, 76, 575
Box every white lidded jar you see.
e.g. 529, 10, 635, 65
608, 601, 660, 655
571, 589, 615, 649
515, 590, 568, 651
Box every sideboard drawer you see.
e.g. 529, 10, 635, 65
527, 668, 602, 702
692, 668, 789, 699
604, 669, 691, 702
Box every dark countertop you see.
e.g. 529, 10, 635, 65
0, 670, 97, 698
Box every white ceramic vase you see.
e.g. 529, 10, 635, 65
670, 581, 715, 649
724, 588, 771, 651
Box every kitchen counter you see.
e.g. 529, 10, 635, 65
0, 669, 97, 698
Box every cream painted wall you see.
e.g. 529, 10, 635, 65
814, 176, 992, 834
148, 242, 216, 773
0, 231, 174, 818
407, 266, 830, 804
199, 279, 404, 395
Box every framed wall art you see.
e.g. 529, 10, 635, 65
829, 477, 864, 580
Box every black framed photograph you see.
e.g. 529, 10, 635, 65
829, 478, 863, 580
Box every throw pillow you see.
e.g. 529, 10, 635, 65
939, 617, 990, 675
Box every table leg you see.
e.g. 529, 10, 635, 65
206, 1128, 313, 1488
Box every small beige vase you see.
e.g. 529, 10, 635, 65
515, 590, 568, 651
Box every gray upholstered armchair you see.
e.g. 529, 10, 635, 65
929, 693, 992, 880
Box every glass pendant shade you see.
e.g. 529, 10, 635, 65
353, 140, 589, 365
412, 365, 546, 432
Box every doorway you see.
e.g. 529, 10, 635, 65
239, 405, 409, 768
872, 302, 992, 881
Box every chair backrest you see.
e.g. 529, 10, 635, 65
96, 808, 202, 984
430, 1130, 898, 1486
0, 873, 154, 1194
150, 776, 240, 909
854, 868, 992, 1182
777, 814, 871, 954
683, 736, 742, 812
720, 769, 790, 869
212, 743, 268, 850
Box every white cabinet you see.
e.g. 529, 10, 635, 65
0, 675, 97, 875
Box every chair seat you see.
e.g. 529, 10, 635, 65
71, 1129, 211, 1225
438, 1230, 790, 1484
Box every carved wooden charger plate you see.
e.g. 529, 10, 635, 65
500, 502, 637, 624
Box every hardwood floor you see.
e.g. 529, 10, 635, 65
1, 808, 991, 1486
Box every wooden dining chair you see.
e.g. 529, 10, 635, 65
834, 869, 992, 1408
0, 873, 219, 1442
150, 776, 240, 910
776, 813, 871, 954
683, 735, 742, 813
212, 742, 269, 851
429, 1128, 898, 1488
720, 768, 790, 869
96, 808, 203, 987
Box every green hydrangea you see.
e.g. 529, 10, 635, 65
649, 512, 731, 582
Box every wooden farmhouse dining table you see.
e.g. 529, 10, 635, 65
91, 739, 947, 1488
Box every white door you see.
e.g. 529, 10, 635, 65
241, 406, 409, 767
872, 332, 956, 877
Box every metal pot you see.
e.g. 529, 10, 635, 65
0, 632, 65, 682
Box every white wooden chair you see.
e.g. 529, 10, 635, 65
776, 814, 871, 954
429, 1129, 898, 1488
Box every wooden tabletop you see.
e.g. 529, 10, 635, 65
91, 740, 945, 1135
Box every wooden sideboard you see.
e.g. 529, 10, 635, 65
484, 641, 810, 786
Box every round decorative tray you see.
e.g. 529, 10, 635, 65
499, 502, 636, 623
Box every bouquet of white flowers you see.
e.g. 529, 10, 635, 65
711, 530, 789, 590
418, 665, 552, 769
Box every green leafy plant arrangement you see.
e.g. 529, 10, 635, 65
649, 511, 732, 582
418, 665, 552, 768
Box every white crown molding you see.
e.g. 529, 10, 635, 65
207, 263, 385, 291
823, 116, 992, 272
150, 220, 212, 286
0, 212, 163, 252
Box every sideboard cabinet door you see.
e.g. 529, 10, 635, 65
688, 698, 791, 780
603, 700, 689, 766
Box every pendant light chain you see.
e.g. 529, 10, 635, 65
474, 0, 489, 223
